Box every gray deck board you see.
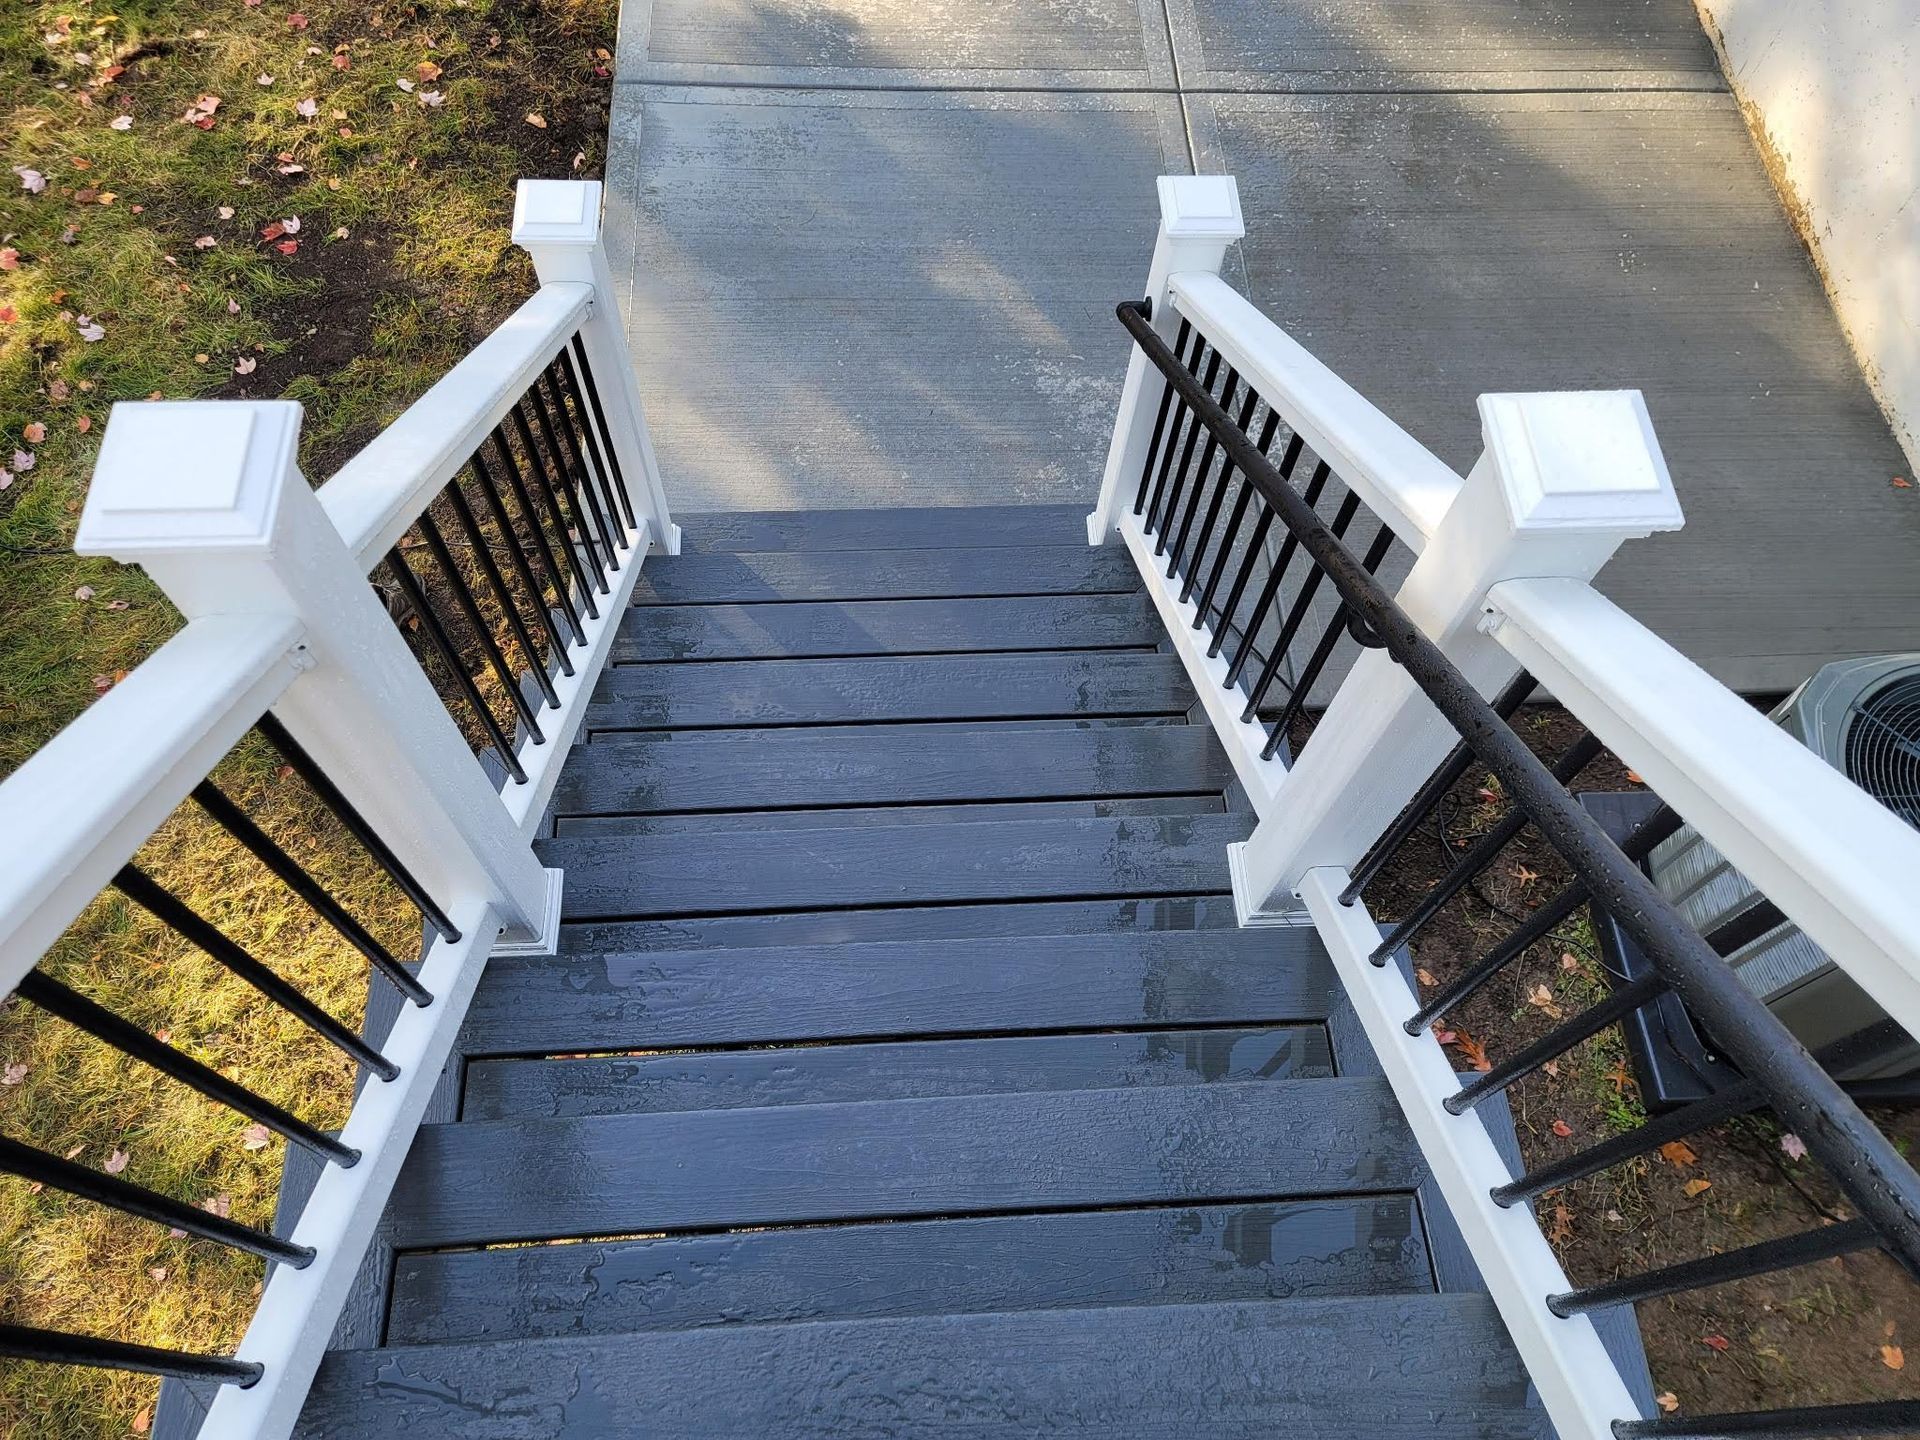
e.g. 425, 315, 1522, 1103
536, 813, 1250, 918
460, 926, 1333, 1056
463, 1024, 1332, 1120
301, 1295, 1537, 1439
552, 724, 1230, 815
617, 0, 1175, 90
587, 652, 1195, 731
673, 506, 1092, 553
1166, 0, 1720, 91
387, 1198, 1427, 1345
388, 1080, 1421, 1246
611, 594, 1160, 662
558, 894, 1246, 958
631, 544, 1139, 603
552, 794, 1219, 836
1192, 89, 1919, 692
606, 86, 1192, 512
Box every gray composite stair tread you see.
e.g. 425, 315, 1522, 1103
388, 1079, 1420, 1247
551, 794, 1222, 836
535, 813, 1251, 919
610, 594, 1160, 662
386, 1197, 1430, 1345
586, 652, 1196, 730
675, 505, 1090, 553
460, 926, 1334, 1055
559, 894, 1245, 958
551, 724, 1231, 816
631, 545, 1140, 603
461, 1023, 1334, 1119
300, 1294, 1538, 1438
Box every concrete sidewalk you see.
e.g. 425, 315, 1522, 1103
605, 0, 1920, 693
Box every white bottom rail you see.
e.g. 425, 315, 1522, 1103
200, 892, 504, 1440
1117, 510, 1287, 818
1299, 867, 1643, 1440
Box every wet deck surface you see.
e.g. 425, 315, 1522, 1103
287, 506, 1555, 1437
603, 0, 1919, 694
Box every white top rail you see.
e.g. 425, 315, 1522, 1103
0, 614, 308, 990
1167, 272, 1464, 553
318, 281, 592, 570
1488, 575, 1920, 1039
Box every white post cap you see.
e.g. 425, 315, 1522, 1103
75, 400, 302, 556
1477, 390, 1685, 535
511, 179, 604, 249
1156, 175, 1245, 241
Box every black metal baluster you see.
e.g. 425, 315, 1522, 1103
499, 416, 600, 623
0, 1134, 313, 1266
1166, 369, 1242, 576
1144, 334, 1210, 528
0, 1323, 263, 1387
1240, 487, 1365, 721
1151, 348, 1223, 548
540, 363, 625, 566
1262, 526, 1396, 759
1342, 670, 1538, 904
1190, 410, 1281, 616
1550, 1220, 1879, 1317
1367, 730, 1605, 964
254, 713, 460, 944
513, 401, 609, 596
191, 781, 430, 1008
529, 375, 618, 580
112, 865, 400, 1081
561, 339, 638, 530
1228, 462, 1336, 687
444, 479, 562, 709
415, 511, 547, 746
1445, 972, 1669, 1113
384, 543, 529, 785
1176, 385, 1261, 601
1134, 319, 1192, 514
470, 447, 578, 672
1207, 434, 1303, 650
1404, 802, 1686, 1033
13, 972, 358, 1165
1491, 1023, 1919, 1208
1614, 1399, 1920, 1439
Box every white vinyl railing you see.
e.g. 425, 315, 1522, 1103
0, 179, 670, 1439
1093, 175, 1920, 1440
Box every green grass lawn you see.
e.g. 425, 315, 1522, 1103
0, 1, 615, 1431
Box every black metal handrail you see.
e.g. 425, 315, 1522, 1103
1117, 298, 1920, 1439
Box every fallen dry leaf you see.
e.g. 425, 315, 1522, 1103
1, 1061, 27, 1085
1659, 1140, 1698, 1168
1881, 1344, 1904, 1371
241, 1122, 271, 1149
1683, 1177, 1712, 1198
524, 111, 547, 128
1550, 1119, 1573, 1138
104, 1148, 129, 1174
23, 422, 44, 443
110, 114, 132, 130
1779, 1132, 1808, 1161
1701, 1334, 1729, 1353
1655, 1393, 1678, 1414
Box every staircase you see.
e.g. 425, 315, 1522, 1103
291, 504, 1541, 1437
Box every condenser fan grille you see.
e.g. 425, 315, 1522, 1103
1842, 674, 1920, 831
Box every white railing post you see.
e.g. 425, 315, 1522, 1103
74, 399, 558, 948
1087, 175, 1244, 545
512, 178, 680, 555
1230, 391, 1685, 921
